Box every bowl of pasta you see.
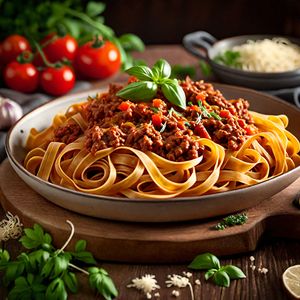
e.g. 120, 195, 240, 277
5, 79, 300, 222
183, 31, 300, 90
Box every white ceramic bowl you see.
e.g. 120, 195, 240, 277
5, 84, 300, 222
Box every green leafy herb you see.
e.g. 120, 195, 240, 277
214, 50, 242, 68
170, 64, 196, 79
215, 212, 248, 230
159, 122, 167, 133
188, 252, 246, 287
199, 60, 213, 77
188, 253, 220, 270
117, 59, 186, 110
197, 101, 220, 120
0, 221, 118, 299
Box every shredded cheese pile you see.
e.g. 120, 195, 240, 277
233, 38, 300, 72
0, 212, 23, 241
127, 274, 160, 299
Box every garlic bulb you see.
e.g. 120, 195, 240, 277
0, 97, 23, 130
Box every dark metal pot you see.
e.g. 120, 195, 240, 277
182, 31, 300, 90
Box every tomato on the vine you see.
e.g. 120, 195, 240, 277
75, 39, 121, 79
1, 35, 31, 64
42, 33, 78, 63
40, 65, 75, 96
4, 61, 38, 93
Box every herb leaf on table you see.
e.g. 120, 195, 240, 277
188, 252, 245, 287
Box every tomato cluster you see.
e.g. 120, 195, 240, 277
0, 34, 121, 96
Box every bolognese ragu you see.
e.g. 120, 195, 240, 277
24, 78, 300, 199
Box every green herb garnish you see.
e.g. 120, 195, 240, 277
170, 64, 196, 79
199, 60, 213, 77
188, 253, 246, 287
197, 101, 220, 120
159, 122, 167, 133
0, 222, 118, 300
116, 59, 186, 110
215, 213, 248, 230
214, 50, 242, 68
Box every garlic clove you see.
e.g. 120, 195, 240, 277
0, 97, 23, 130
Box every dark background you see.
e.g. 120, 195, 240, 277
102, 0, 300, 44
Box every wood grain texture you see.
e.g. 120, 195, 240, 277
0, 159, 299, 265
0, 45, 299, 299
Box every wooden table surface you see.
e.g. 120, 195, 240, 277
1, 45, 299, 300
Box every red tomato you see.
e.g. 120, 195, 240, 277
4, 61, 38, 93
40, 66, 75, 96
75, 40, 121, 79
152, 114, 162, 127
1, 35, 31, 64
219, 110, 232, 119
42, 33, 78, 63
194, 124, 211, 139
118, 101, 131, 111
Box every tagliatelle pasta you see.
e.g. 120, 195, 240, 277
23, 80, 300, 199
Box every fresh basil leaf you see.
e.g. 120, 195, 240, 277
161, 80, 186, 109
28, 250, 50, 271
188, 253, 220, 270
0, 248, 10, 269
71, 251, 97, 265
4, 261, 26, 286
213, 270, 230, 287
116, 81, 158, 101
46, 278, 67, 300
52, 254, 71, 279
170, 64, 196, 79
126, 65, 154, 81
61, 18, 82, 39
222, 265, 246, 279
75, 240, 86, 253
204, 268, 218, 280
88, 267, 118, 300
86, 1, 106, 17
63, 271, 78, 293
20, 224, 52, 250
152, 59, 171, 79
118, 33, 145, 52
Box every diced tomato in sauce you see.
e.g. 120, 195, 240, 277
152, 114, 163, 127
152, 98, 164, 108
118, 101, 131, 111
219, 110, 232, 118
237, 119, 246, 128
194, 124, 211, 139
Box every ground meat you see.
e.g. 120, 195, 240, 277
54, 123, 81, 144
62, 78, 258, 161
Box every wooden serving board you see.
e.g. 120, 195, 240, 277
0, 159, 299, 263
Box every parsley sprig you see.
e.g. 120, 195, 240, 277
116, 59, 186, 110
215, 213, 248, 230
188, 253, 246, 287
0, 221, 118, 300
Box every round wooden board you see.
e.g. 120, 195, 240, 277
0, 159, 299, 263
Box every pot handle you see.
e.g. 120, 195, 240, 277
182, 31, 217, 60
294, 87, 300, 108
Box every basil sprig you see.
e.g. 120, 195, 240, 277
188, 253, 246, 287
116, 59, 186, 109
0, 223, 118, 300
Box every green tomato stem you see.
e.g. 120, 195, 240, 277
33, 40, 57, 68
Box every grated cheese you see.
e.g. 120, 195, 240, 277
166, 274, 194, 300
232, 38, 300, 72
127, 274, 160, 298
0, 212, 23, 241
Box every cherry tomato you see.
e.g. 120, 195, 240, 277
4, 61, 38, 93
42, 33, 78, 63
1, 35, 31, 64
40, 66, 75, 96
75, 40, 121, 79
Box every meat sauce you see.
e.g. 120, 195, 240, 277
54, 78, 257, 162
